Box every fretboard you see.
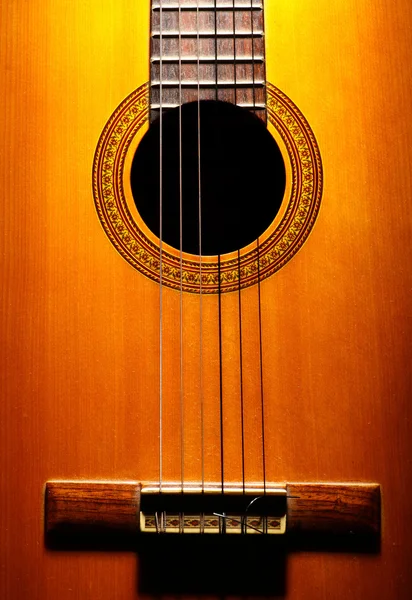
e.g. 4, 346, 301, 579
150, 0, 266, 121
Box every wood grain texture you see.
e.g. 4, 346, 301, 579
287, 483, 380, 535
45, 481, 380, 537
1, 0, 412, 599
45, 482, 141, 534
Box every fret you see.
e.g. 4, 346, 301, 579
150, 0, 267, 121
151, 80, 265, 87
151, 56, 264, 63
152, 39, 265, 59
152, 31, 263, 38
152, 0, 263, 8
152, 5, 263, 11
152, 7, 263, 32
151, 83, 266, 112
151, 102, 266, 109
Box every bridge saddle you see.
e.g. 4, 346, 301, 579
139, 485, 287, 535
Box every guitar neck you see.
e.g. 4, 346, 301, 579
150, 0, 267, 121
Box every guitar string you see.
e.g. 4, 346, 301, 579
257, 237, 267, 532
157, 0, 265, 531
237, 249, 246, 533
197, 0, 205, 511
255, 0, 267, 531
232, 3, 245, 532
251, 0, 256, 114
256, 0, 268, 532
233, 0, 237, 106
218, 254, 225, 531
215, 1, 225, 531
178, 0, 185, 517
214, 0, 218, 101
159, 0, 163, 504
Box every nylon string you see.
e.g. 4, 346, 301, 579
255, 0, 267, 530
196, 0, 206, 537
197, 0, 205, 503
157, 0, 267, 534
215, 0, 225, 529
251, 0, 256, 112
218, 255, 224, 516
178, 0, 185, 507
257, 237, 267, 532
214, 0, 218, 100
238, 249, 246, 532
233, 0, 237, 106
159, 0, 163, 503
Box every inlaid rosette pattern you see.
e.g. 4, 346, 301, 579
93, 81, 323, 293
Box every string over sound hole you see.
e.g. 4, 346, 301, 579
131, 101, 286, 256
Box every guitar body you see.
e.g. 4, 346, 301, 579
1, 1, 411, 598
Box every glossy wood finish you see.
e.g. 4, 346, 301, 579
45, 481, 380, 536
286, 483, 380, 535
46, 482, 141, 534
1, 1, 412, 599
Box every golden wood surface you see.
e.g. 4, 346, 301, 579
1, 0, 412, 598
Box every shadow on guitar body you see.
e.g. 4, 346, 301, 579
138, 535, 286, 596
46, 530, 379, 597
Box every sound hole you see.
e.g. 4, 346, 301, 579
131, 101, 286, 256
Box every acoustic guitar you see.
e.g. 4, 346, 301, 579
1, 1, 411, 598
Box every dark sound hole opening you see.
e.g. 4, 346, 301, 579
131, 101, 286, 256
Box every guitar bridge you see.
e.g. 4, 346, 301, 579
45, 481, 380, 538
139, 485, 287, 535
